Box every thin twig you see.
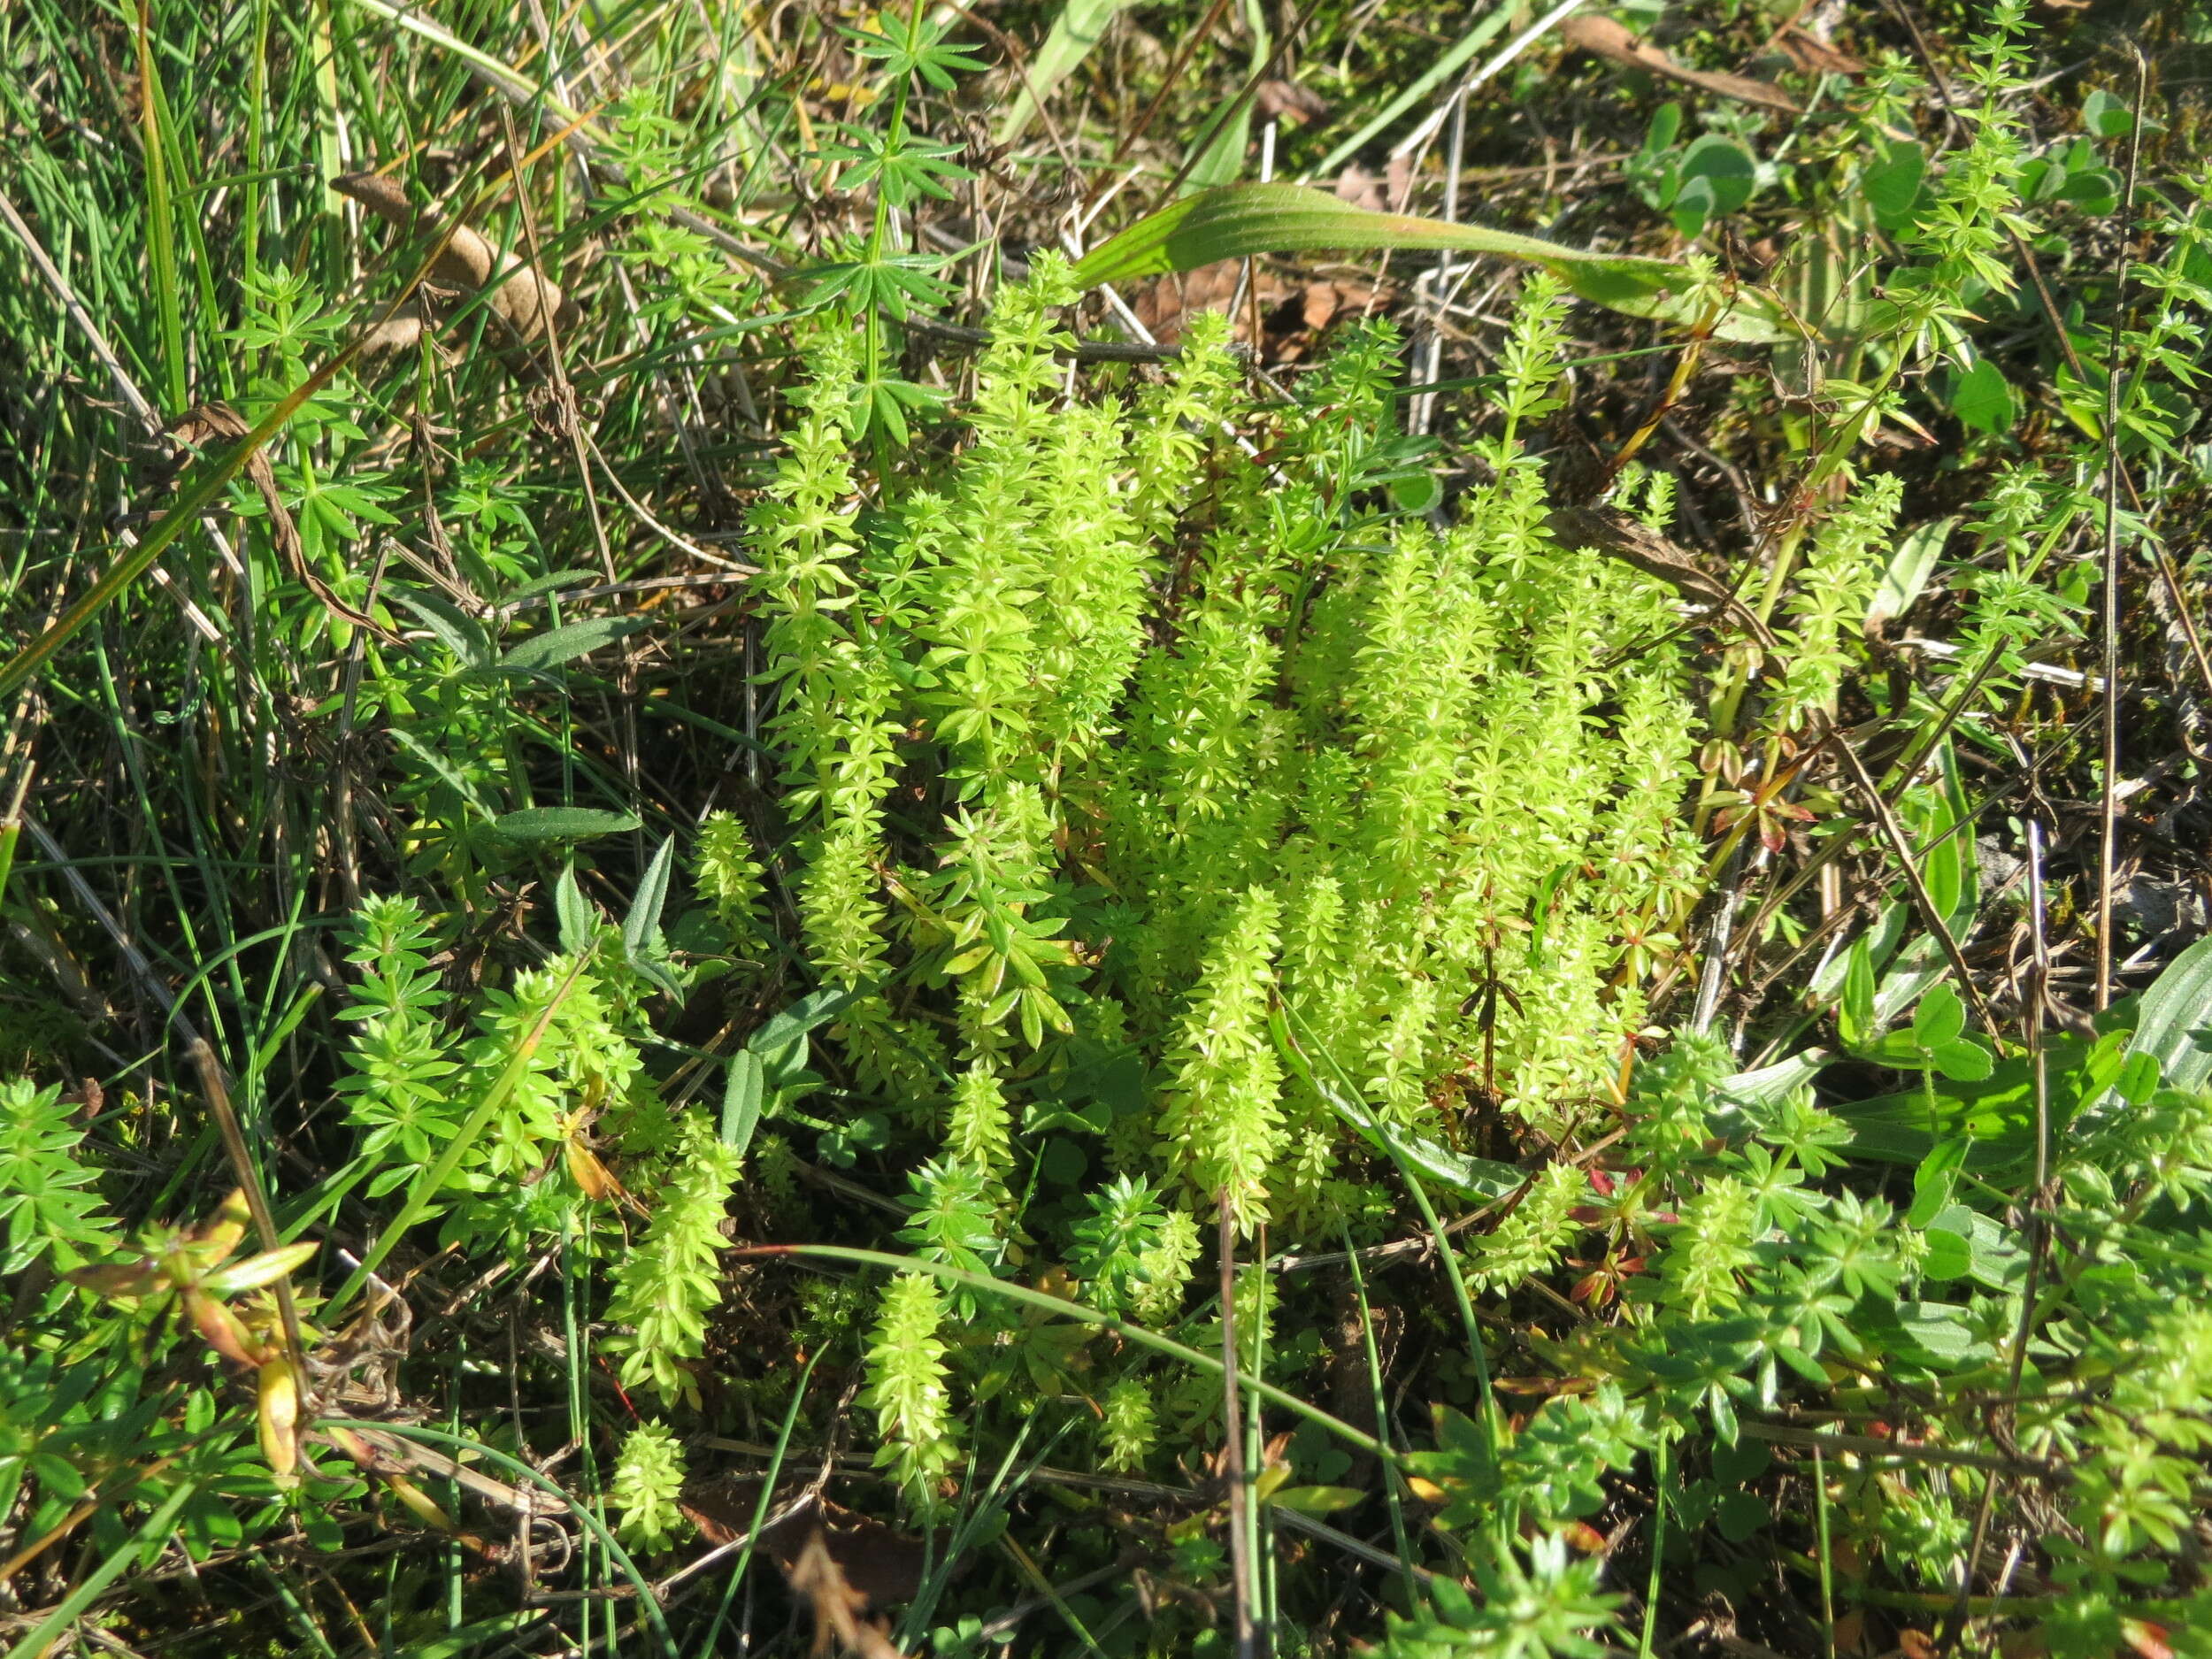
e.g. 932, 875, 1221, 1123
1822, 725, 2000, 1038
2094, 55, 2146, 1011
1946, 816, 2058, 1644
1217, 1195, 1258, 1659
188, 1041, 313, 1398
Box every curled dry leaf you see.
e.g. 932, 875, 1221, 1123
1771, 25, 1864, 77
334, 171, 577, 345
1559, 15, 1800, 115
795, 1533, 906, 1658
1547, 504, 1779, 651
353, 296, 438, 359
1129, 257, 1380, 362
682, 1482, 929, 1612
786, 1530, 909, 1659
1332, 165, 1387, 216
168, 403, 401, 643
681, 1482, 926, 1659
1254, 80, 1330, 126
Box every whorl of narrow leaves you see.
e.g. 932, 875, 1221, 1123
1778, 472, 1902, 726
695, 810, 769, 946
864, 1271, 962, 1503
1101, 1378, 1158, 1473
1155, 886, 1286, 1233
0, 1079, 108, 1271
604, 1121, 741, 1406
1068, 1174, 1170, 1318
336, 896, 461, 1184
1130, 1207, 1202, 1327
944, 1057, 1012, 1174
1654, 1172, 1760, 1318
1466, 1164, 1589, 1294
609, 1421, 691, 1553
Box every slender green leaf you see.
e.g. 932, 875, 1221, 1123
497, 616, 647, 674
2124, 936, 2212, 1095
624, 837, 676, 958
490, 807, 641, 842
1267, 1485, 1369, 1516
1271, 1010, 1522, 1202
1071, 182, 1795, 342
721, 1050, 766, 1157
1865, 517, 1955, 634
747, 986, 862, 1061
555, 864, 594, 954
995, 0, 1137, 145
386, 586, 495, 671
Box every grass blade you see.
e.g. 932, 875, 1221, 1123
995, 0, 1137, 145
0, 342, 365, 701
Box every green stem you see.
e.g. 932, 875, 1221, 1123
745, 1241, 1398, 1465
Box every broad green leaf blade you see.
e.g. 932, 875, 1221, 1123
490, 807, 641, 841
624, 836, 676, 958
1826, 1029, 2104, 1170
498, 615, 647, 674
2125, 936, 2212, 1095
386, 586, 495, 670
996, 0, 1137, 146
1865, 516, 1955, 634
1070, 182, 1795, 342
555, 864, 595, 954
721, 1049, 766, 1157
1912, 982, 1964, 1048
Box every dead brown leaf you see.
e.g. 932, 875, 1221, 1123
1332, 165, 1386, 215
354, 296, 440, 360
334, 171, 577, 349
1128, 259, 1381, 363
1772, 25, 1864, 76
1560, 16, 1800, 114
1255, 80, 1330, 126
786, 1531, 908, 1659
1301, 281, 1340, 333
166, 404, 400, 643
1546, 504, 1778, 652
680, 1482, 928, 1614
